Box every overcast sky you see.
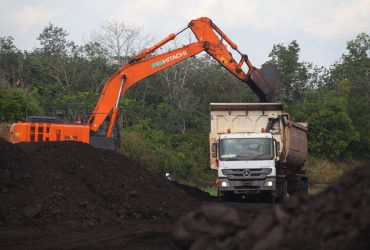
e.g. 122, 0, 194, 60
1, 0, 369, 67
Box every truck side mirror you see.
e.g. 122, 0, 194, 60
211, 142, 217, 158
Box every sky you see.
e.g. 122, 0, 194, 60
0, 0, 369, 68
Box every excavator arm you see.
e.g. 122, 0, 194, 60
88, 17, 279, 137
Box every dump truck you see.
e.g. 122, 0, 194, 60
210, 103, 308, 202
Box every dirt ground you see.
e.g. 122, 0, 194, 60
0, 203, 272, 250
0, 123, 10, 141
0, 139, 271, 249
1, 139, 369, 250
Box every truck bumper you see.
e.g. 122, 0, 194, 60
218, 177, 276, 193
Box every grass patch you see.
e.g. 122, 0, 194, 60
304, 156, 362, 184
308, 183, 330, 195
203, 186, 218, 197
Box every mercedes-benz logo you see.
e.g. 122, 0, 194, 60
243, 169, 251, 176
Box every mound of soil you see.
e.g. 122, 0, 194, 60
174, 163, 370, 250
172, 182, 214, 201
0, 123, 11, 141
0, 139, 200, 228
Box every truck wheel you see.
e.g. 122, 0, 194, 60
287, 176, 300, 195
277, 179, 288, 202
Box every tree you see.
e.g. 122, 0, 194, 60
24, 24, 115, 116
0, 36, 23, 85
327, 33, 370, 157
33, 23, 78, 91
299, 91, 360, 159
266, 40, 311, 102
328, 33, 370, 99
0, 83, 40, 122
37, 23, 75, 56
91, 20, 152, 65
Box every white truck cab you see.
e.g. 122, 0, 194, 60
217, 133, 277, 194
209, 103, 308, 202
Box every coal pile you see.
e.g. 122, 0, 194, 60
0, 139, 200, 228
0, 123, 10, 141
174, 163, 370, 250
173, 182, 214, 201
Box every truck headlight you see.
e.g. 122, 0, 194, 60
264, 180, 274, 187
221, 181, 229, 187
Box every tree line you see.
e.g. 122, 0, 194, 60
0, 22, 369, 185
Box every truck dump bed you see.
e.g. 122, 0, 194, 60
280, 120, 308, 168
210, 103, 283, 134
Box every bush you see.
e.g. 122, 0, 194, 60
0, 83, 40, 122
120, 120, 213, 187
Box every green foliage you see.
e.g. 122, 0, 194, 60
326, 33, 370, 158
307, 91, 359, 159
305, 156, 358, 184
0, 24, 114, 118
345, 95, 370, 158
121, 123, 212, 186
0, 36, 22, 85
286, 91, 360, 159
0, 83, 40, 122
327, 33, 370, 97
266, 40, 311, 102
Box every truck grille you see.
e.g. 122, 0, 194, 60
222, 168, 272, 180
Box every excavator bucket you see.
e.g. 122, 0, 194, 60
246, 64, 280, 102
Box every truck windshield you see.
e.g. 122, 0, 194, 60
219, 138, 273, 160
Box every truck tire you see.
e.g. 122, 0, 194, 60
287, 178, 298, 195
288, 175, 308, 197
277, 179, 288, 202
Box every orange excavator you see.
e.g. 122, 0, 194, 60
10, 17, 279, 149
